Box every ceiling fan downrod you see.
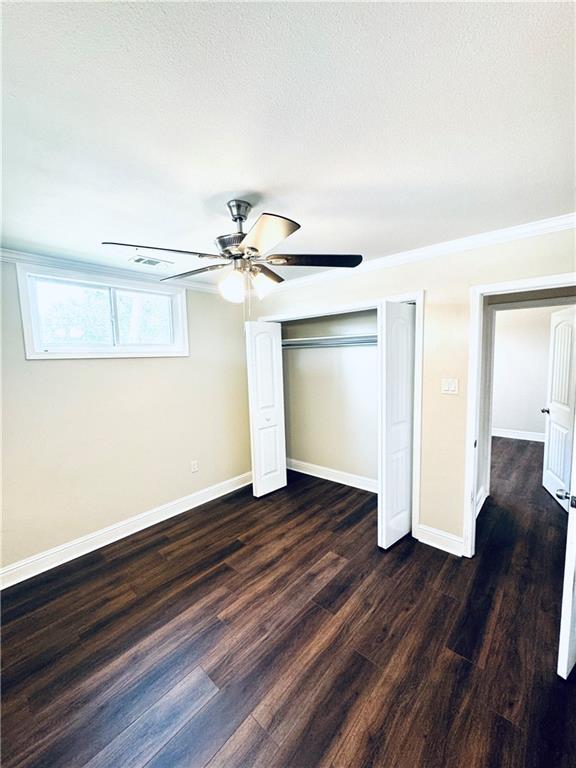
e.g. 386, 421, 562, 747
226, 199, 252, 234
215, 200, 253, 256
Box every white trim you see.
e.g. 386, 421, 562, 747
464, 272, 576, 558
0, 472, 252, 589
1, 248, 219, 294
270, 214, 576, 295
16, 262, 189, 359
411, 291, 425, 538
475, 487, 489, 518
415, 524, 465, 557
287, 458, 378, 493
492, 428, 545, 442
469, 272, 576, 300
377, 302, 385, 543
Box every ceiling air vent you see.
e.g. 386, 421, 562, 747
129, 255, 174, 267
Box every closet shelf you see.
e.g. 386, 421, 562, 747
281, 334, 377, 349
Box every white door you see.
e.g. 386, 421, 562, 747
379, 301, 416, 548
542, 308, 576, 511
245, 321, 287, 497
558, 433, 576, 679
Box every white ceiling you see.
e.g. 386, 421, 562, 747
2, 2, 574, 284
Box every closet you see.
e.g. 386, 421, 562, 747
245, 297, 418, 548
281, 310, 378, 489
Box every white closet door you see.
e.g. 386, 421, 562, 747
542, 307, 576, 511
379, 301, 416, 548
558, 433, 576, 679
245, 321, 287, 497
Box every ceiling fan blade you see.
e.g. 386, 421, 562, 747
160, 263, 230, 281
256, 264, 284, 283
102, 242, 222, 259
241, 213, 300, 255
266, 254, 363, 268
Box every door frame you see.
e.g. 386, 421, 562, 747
258, 290, 424, 547
463, 272, 576, 558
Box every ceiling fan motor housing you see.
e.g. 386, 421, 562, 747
215, 232, 245, 256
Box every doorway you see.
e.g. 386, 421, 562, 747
491, 304, 576, 508
464, 273, 576, 679
246, 293, 424, 550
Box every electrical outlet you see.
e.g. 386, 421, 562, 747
190, 459, 199, 473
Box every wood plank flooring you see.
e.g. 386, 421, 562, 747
2, 437, 575, 767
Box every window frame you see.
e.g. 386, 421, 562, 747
16, 263, 189, 359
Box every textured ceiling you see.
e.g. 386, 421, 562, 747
2, 2, 574, 283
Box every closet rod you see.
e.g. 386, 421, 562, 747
281, 334, 377, 349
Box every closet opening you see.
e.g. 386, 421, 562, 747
246, 294, 424, 551
281, 309, 379, 495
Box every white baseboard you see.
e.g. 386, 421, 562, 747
492, 428, 545, 443
475, 487, 489, 518
0, 471, 252, 590
287, 458, 378, 493
415, 524, 465, 557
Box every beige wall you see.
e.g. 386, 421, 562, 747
492, 306, 556, 436
1, 261, 250, 566
2, 229, 574, 565
259, 229, 575, 538
282, 312, 378, 479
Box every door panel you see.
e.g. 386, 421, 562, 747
543, 308, 576, 511
245, 321, 287, 497
379, 302, 416, 548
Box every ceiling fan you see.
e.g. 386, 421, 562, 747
103, 200, 362, 302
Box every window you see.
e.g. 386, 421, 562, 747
17, 264, 189, 359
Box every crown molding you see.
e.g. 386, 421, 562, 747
0, 248, 220, 293
271, 212, 576, 295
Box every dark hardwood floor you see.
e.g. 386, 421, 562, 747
2, 437, 575, 767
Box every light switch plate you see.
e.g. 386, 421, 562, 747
441, 377, 459, 395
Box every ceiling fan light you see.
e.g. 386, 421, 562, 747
219, 269, 246, 303
252, 271, 276, 300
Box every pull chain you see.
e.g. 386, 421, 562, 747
243, 272, 253, 321
247, 273, 252, 319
